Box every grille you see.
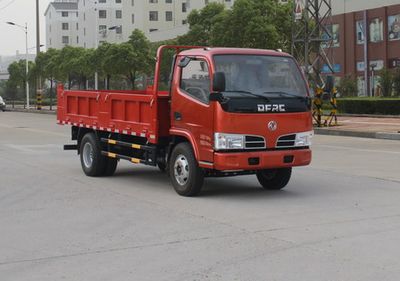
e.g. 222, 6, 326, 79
245, 136, 266, 149
276, 134, 296, 148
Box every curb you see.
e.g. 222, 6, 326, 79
314, 128, 400, 141
7, 108, 56, 115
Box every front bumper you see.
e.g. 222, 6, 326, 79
213, 149, 311, 171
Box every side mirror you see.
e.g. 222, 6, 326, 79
213, 72, 226, 92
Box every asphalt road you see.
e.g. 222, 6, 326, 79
1, 112, 400, 281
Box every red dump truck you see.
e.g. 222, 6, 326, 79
57, 45, 313, 196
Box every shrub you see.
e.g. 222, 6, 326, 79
337, 98, 400, 115
393, 68, 400, 97
337, 75, 358, 97
378, 68, 393, 97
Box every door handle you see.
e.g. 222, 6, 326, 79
174, 112, 182, 121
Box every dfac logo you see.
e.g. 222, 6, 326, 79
257, 104, 286, 112
268, 121, 278, 131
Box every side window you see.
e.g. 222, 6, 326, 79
180, 59, 211, 104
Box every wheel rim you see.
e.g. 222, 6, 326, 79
82, 142, 94, 169
174, 154, 189, 186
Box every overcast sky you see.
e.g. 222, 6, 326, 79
0, 0, 51, 57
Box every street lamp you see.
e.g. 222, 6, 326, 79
6, 21, 30, 109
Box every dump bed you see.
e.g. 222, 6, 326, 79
56, 84, 170, 143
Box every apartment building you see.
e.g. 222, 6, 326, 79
324, 0, 400, 96
45, 1, 79, 49
45, 0, 235, 50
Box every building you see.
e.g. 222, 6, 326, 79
326, 0, 400, 96
45, 0, 236, 50
44, 0, 79, 49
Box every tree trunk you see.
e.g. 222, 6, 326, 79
107, 74, 111, 90
130, 71, 136, 90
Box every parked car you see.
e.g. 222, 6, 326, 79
0, 96, 5, 111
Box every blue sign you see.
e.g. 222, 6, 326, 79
321, 64, 341, 74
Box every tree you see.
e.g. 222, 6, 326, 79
177, 2, 225, 46
177, 0, 293, 51
102, 29, 153, 90
378, 68, 393, 97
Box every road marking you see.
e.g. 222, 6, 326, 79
3, 144, 61, 154
0, 123, 66, 137
340, 120, 400, 126
315, 144, 400, 155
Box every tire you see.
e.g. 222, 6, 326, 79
157, 162, 167, 172
80, 132, 107, 177
103, 158, 118, 176
169, 143, 204, 197
256, 168, 292, 190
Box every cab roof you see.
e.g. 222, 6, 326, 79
179, 47, 292, 58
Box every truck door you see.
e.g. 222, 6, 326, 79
171, 56, 214, 164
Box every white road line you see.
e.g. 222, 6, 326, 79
315, 144, 400, 155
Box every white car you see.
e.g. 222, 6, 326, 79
0, 96, 6, 111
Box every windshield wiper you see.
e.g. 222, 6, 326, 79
263, 91, 307, 100
223, 90, 270, 102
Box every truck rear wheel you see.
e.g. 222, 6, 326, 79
256, 168, 292, 190
169, 143, 204, 197
103, 158, 118, 176
80, 132, 107, 177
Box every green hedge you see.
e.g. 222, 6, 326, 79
336, 98, 400, 115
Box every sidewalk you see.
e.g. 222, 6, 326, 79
314, 116, 400, 141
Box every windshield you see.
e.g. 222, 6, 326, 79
213, 55, 307, 97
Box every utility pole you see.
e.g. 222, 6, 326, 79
291, 0, 334, 88
36, 0, 43, 110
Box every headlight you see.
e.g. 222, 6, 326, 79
295, 131, 314, 147
214, 133, 245, 150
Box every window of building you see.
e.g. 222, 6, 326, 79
149, 11, 158, 21
84, 27, 86, 36
166, 11, 173, 21
99, 10, 107, 18
116, 26, 122, 34
62, 36, 69, 44
149, 28, 158, 32
322, 24, 339, 48
99, 25, 107, 33
62, 23, 69, 30
182, 19, 187, 25
132, 14, 135, 24
77, 36, 79, 44
62, 11, 68, 17
356, 20, 365, 45
205, 0, 209, 4
131, 0, 134, 6
116, 0, 121, 3
166, 0, 172, 3
182, 3, 187, 12
84, 12, 86, 21
388, 14, 400, 41
149, 0, 158, 3
116, 10, 122, 19
76, 23, 79, 30
369, 18, 383, 42
180, 59, 211, 104
99, 0, 106, 3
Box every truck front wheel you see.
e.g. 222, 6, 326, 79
256, 168, 292, 190
80, 132, 107, 177
169, 143, 204, 197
